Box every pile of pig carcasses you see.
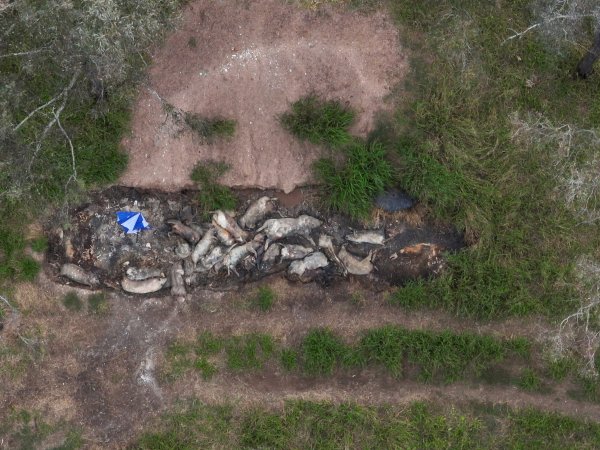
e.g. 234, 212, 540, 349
53, 189, 464, 295
121, 196, 386, 296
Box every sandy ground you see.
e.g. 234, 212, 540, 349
120, 0, 406, 193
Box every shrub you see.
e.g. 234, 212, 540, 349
190, 161, 237, 219
62, 292, 82, 312
314, 140, 393, 219
280, 95, 355, 148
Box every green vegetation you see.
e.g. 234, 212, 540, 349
62, 292, 82, 312
30, 236, 48, 253
87, 293, 108, 315
518, 369, 544, 392
0, 409, 82, 450
384, 1, 600, 319
190, 160, 237, 220
314, 140, 394, 219
0, 229, 40, 283
164, 327, 530, 385
184, 112, 236, 142
0, 0, 183, 286
136, 399, 600, 449
225, 333, 276, 371
280, 95, 355, 148
249, 285, 275, 311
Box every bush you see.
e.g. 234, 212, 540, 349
190, 161, 237, 220
18, 257, 40, 282
62, 292, 82, 312
280, 95, 355, 148
314, 140, 393, 219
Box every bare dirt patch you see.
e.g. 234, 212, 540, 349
120, 0, 406, 193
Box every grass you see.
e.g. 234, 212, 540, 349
165, 327, 531, 385
0, 409, 82, 450
30, 237, 48, 253
314, 139, 394, 219
135, 399, 600, 449
62, 292, 82, 312
190, 160, 237, 220
249, 286, 275, 311
518, 369, 544, 392
280, 95, 355, 148
381, 1, 600, 320
183, 112, 236, 143
87, 293, 108, 315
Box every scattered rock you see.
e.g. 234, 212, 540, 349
338, 246, 374, 276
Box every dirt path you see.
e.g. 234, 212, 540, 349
120, 0, 406, 193
0, 274, 574, 447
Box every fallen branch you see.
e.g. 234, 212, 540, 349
26, 70, 80, 173
0, 48, 48, 59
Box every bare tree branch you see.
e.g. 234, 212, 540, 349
26, 70, 80, 173
0, 48, 48, 59
54, 108, 77, 189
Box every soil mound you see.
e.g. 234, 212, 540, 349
120, 0, 406, 193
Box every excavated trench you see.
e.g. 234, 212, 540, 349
45, 186, 464, 295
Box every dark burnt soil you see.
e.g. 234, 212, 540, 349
45, 186, 464, 293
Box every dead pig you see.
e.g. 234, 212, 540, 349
170, 261, 186, 296
126, 267, 164, 281
214, 224, 235, 246
239, 196, 277, 229
346, 230, 385, 245
175, 242, 191, 259
257, 215, 322, 242
212, 210, 248, 243
60, 263, 99, 287
288, 252, 328, 280
121, 277, 167, 294
280, 244, 313, 261
215, 234, 265, 275
338, 246, 374, 275
191, 228, 217, 264
167, 219, 201, 244
318, 234, 346, 275
197, 246, 225, 272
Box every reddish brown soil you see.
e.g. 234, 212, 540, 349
119, 0, 406, 193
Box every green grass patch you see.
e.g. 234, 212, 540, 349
301, 328, 349, 375
314, 140, 394, 219
30, 236, 48, 253
518, 368, 544, 392
0, 409, 82, 450
87, 293, 108, 315
62, 292, 82, 312
280, 348, 299, 371
135, 399, 600, 449
226, 333, 275, 372
249, 285, 275, 311
190, 161, 237, 220
184, 112, 236, 142
280, 95, 355, 148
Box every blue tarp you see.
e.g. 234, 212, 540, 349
116, 211, 150, 234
